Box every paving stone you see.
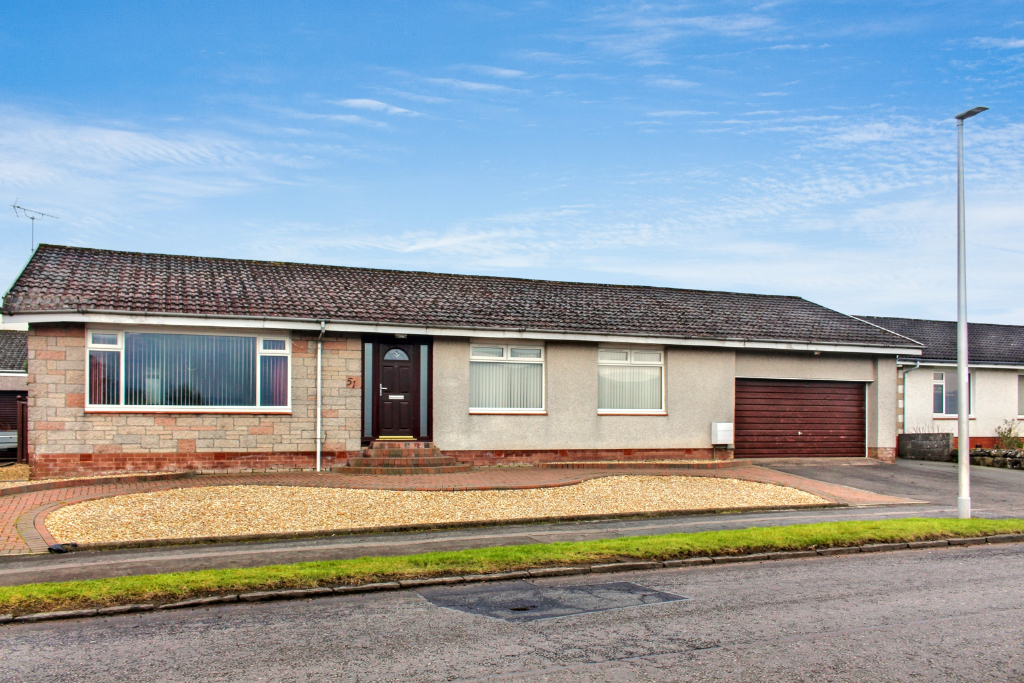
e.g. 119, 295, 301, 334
817, 547, 861, 556
157, 595, 239, 610
239, 587, 334, 602
527, 566, 591, 577
14, 609, 98, 622
662, 557, 713, 567
712, 554, 769, 564
97, 604, 155, 616
859, 543, 909, 552
985, 534, 1024, 544
462, 571, 531, 583
907, 540, 949, 548
333, 582, 401, 595
589, 561, 664, 573
398, 577, 465, 588
767, 550, 819, 560
948, 537, 987, 546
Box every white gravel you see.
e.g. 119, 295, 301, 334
48, 475, 828, 544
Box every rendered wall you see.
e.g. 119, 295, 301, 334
433, 338, 736, 461
26, 323, 362, 476
903, 365, 1021, 439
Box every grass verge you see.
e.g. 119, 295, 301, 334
3, 517, 1022, 616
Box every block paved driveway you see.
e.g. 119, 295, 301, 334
0, 464, 910, 560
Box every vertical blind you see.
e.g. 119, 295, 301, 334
259, 356, 288, 406
125, 333, 256, 406
598, 365, 662, 411
470, 361, 543, 409
89, 351, 120, 405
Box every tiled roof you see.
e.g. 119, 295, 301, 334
860, 316, 1024, 365
0, 330, 27, 372
3, 245, 917, 349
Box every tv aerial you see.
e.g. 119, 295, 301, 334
11, 200, 59, 252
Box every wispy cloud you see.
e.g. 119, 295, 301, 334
770, 43, 811, 50
331, 99, 421, 116
424, 77, 527, 93
645, 76, 700, 88
273, 106, 388, 128
973, 36, 1024, 49
516, 50, 589, 65
757, 91, 790, 96
374, 88, 452, 104
464, 65, 528, 78
646, 110, 712, 117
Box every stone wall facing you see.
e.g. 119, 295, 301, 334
27, 323, 363, 477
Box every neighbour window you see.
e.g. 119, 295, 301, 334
932, 371, 971, 416
469, 344, 544, 412
86, 330, 290, 410
1019, 375, 1024, 417
598, 347, 664, 413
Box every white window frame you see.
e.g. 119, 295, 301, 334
597, 346, 667, 415
932, 370, 973, 418
1019, 374, 1024, 419
85, 327, 291, 413
468, 343, 545, 414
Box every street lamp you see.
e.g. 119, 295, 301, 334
954, 105, 987, 520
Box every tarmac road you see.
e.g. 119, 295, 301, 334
4, 542, 1023, 682
2, 458, 1020, 587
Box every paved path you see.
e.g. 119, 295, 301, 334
0, 465, 909, 557
5, 542, 1023, 681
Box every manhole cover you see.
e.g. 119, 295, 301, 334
417, 580, 688, 622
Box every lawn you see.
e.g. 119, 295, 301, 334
2, 517, 1022, 616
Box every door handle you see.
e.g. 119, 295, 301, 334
379, 383, 387, 396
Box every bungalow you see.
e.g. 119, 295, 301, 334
860, 316, 1024, 448
2, 245, 921, 477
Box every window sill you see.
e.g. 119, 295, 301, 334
85, 407, 292, 415
932, 416, 975, 420
469, 410, 547, 416
598, 411, 668, 416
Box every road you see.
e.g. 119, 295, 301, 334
4, 541, 1023, 682
2, 459, 1021, 586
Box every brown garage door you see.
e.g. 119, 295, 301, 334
734, 379, 865, 458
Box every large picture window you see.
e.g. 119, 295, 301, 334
86, 329, 290, 411
933, 370, 971, 416
598, 347, 664, 413
469, 344, 544, 412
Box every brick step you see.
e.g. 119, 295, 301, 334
347, 456, 458, 468
332, 464, 474, 475
367, 440, 437, 450
363, 448, 443, 458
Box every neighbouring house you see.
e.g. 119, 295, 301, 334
1, 245, 921, 477
861, 316, 1024, 448
0, 326, 29, 437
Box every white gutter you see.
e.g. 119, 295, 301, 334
316, 320, 325, 473
2, 311, 923, 357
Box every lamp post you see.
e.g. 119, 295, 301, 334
954, 105, 987, 519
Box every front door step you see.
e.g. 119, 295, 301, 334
332, 441, 473, 475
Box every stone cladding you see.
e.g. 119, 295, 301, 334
26, 323, 362, 477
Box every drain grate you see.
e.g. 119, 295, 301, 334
417, 580, 688, 622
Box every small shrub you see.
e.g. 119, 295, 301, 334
995, 419, 1023, 450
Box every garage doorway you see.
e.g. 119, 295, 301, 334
734, 379, 866, 458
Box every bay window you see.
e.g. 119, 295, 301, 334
469, 344, 544, 412
598, 347, 664, 413
86, 329, 290, 411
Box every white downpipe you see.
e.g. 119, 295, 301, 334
316, 320, 325, 472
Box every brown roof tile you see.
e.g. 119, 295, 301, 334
3, 245, 916, 348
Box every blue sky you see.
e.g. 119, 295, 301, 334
1, 1, 1022, 322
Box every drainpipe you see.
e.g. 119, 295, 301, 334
900, 360, 921, 440
316, 320, 326, 472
